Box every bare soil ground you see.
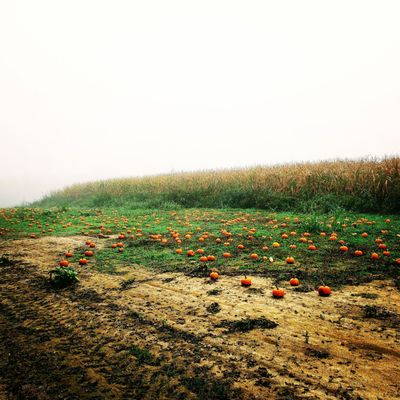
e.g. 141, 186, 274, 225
1, 237, 400, 400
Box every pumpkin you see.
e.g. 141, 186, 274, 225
89, 242, 96, 248
361, 232, 368, 238
79, 258, 88, 265
111, 243, 117, 248
237, 244, 245, 250
378, 243, 387, 250
272, 242, 280, 248
308, 245, 317, 251
371, 253, 379, 260
354, 250, 363, 256
65, 251, 73, 258
318, 286, 331, 296
210, 271, 219, 280
223, 252, 231, 258
59, 260, 69, 267
207, 255, 216, 261
289, 278, 300, 286
339, 246, 348, 252
30, 233, 36, 238
187, 250, 195, 257
200, 256, 208, 262
286, 256, 295, 264
250, 253, 259, 260
241, 276, 252, 287
196, 248, 205, 254
272, 287, 285, 298
84, 250, 94, 257
118, 234, 125, 239
175, 248, 183, 254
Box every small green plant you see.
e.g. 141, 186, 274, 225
49, 266, 79, 288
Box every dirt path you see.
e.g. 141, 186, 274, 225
1, 237, 400, 399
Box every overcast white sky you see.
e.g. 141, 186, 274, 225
1, 1, 399, 206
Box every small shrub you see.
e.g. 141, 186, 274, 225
49, 266, 79, 288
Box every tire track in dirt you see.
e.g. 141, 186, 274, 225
0, 262, 243, 399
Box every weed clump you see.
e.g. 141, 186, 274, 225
49, 267, 79, 288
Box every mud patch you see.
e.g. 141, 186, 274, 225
206, 302, 221, 314
216, 317, 278, 333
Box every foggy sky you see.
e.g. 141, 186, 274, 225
1, 1, 399, 207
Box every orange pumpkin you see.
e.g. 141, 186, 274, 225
289, 278, 300, 286
59, 260, 69, 267
272, 287, 285, 298
318, 285, 332, 297
286, 256, 295, 264
210, 271, 219, 280
241, 276, 252, 287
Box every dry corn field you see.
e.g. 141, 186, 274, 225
38, 157, 400, 212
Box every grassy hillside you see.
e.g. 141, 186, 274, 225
36, 157, 400, 213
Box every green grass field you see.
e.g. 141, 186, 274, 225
2, 206, 399, 290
